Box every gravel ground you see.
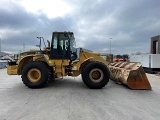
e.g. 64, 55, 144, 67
0, 68, 160, 120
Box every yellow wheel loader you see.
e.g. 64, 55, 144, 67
7, 32, 110, 89
7, 32, 151, 90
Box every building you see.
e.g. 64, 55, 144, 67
0, 52, 8, 58
150, 35, 160, 54
0, 55, 14, 61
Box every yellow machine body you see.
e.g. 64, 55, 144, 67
7, 48, 109, 77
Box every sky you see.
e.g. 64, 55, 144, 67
0, 0, 160, 55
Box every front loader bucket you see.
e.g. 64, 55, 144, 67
109, 62, 151, 90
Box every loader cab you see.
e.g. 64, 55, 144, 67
50, 32, 77, 60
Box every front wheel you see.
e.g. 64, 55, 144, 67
81, 61, 110, 89
22, 62, 51, 88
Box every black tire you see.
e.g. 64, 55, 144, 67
48, 68, 55, 83
81, 61, 110, 89
22, 62, 51, 88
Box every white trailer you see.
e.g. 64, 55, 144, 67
129, 54, 160, 73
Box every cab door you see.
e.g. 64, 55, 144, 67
50, 32, 71, 59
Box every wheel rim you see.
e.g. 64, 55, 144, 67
89, 68, 104, 83
27, 68, 41, 83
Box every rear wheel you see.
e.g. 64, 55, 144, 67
22, 62, 51, 88
82, 61, 110, 89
